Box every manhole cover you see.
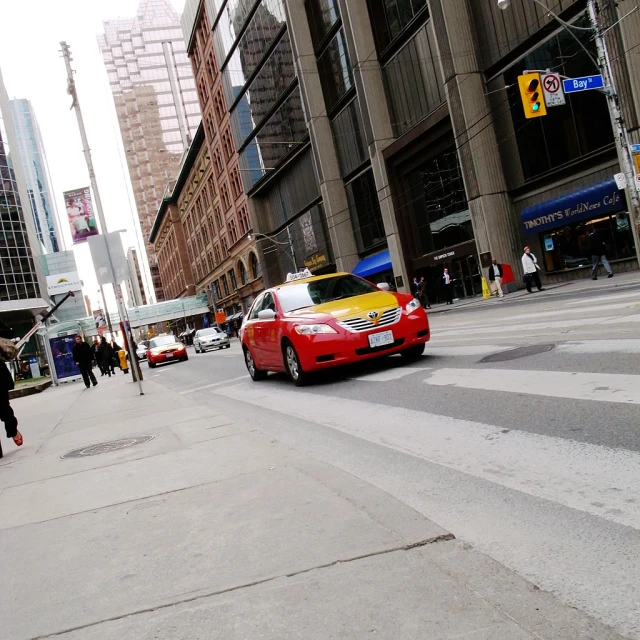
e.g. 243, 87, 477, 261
62, 435, 154, 459
480, 344, 555, 363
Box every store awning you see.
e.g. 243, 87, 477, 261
521, 178, 625, 235
352, 250, 392, 278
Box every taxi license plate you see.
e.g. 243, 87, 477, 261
165, 353, 174, 358
368, 330, 394, 348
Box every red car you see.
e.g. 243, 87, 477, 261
147, 334, 188, 368
240, 271, 430, 386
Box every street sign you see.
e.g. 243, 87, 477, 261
614, 172, 627, 190
541, 73, 565, 107
635, 174, 640, 192
562, 75, 604, 93
631, 144, 640, 153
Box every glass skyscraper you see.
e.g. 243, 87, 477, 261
98, 0, 202, 302
9, 99, 62, 254
0, 65, 48, 342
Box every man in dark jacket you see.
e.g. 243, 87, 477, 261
72, 335, 98, 389
488, 259, 504, 298
97, 337, 113, 376
589, 230, 613, 280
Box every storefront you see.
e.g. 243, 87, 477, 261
521, 179, 636, 275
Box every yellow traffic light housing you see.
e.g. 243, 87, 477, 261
518, 73, 547, 119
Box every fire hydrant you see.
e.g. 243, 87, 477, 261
117, 349, 129, 373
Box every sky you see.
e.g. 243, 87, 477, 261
0, 0, 186, 314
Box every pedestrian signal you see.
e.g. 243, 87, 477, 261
518, 73, 547, 119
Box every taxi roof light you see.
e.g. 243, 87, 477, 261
286, 269, 313, 282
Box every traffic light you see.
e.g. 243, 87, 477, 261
518, 73, 547, 119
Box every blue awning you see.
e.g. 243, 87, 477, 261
352, 250, 392, 278
521, 178, 626, 235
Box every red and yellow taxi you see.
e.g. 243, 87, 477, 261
240, 270, 430, 386
147, 334, 188, 368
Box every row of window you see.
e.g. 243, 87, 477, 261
210, 252, 261, 301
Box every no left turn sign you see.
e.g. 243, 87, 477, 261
541, 72, 566, 107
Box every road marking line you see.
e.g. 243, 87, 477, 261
179, 374, 249, 395
426, 367, 640, 404
425, 345, 511, 357
214, 382, 640, 529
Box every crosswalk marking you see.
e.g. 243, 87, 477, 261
349, 366, 426, 382
557, 339, 640, 354
426, 367, 640, 404
213, 382, 640, 529
566, 291, 640, 305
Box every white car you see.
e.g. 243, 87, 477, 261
193, 327, 230, 353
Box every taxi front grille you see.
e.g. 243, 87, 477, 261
337, 307, 401, 333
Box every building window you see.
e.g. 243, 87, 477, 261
331, 99, 367, 177
317, 28, 354, 112
222, 236, 229, 254
238, 204, 250, 235
230, 166, 243, 199
306, 0, 341, 49
368, 0, 429, 53
213, 279, 221, 300
249, 251, 259, 279
345, 168, 387, 254
214, 205, 223, 230
221, 274, 229, 297
208, 174, 217, 200
214, 244, 221, 264
238, 259, 248, 285
222, 127, 234, 161
228, 217, 238, 244
213, 148, 223, 175
221, 182, 231, 210
214, 87, 226, 125
406, 149, 471, 256
228, 268, 238, 291
505, 20, 613, 181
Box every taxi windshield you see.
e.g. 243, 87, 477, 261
150, 335, 177, 348
278, 275, 379, 312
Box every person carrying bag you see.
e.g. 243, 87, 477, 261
521, 246, 544, 293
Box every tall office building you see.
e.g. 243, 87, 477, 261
98, 0, 202, 302
9, 99, 62, 254
0, 66, 49, 345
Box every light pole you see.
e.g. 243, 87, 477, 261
61, 42, 144, 394
498, 0, 640, 267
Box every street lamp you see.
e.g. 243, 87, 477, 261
498, 0, 640, 264
247, 231, 298, 272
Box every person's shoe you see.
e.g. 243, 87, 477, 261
592, 277, 597, 280
538, 288, 545, 291
608, 273, 614, 278
93, 381, 98, 387
13, 431, 23, 447
85, 385, 90, 389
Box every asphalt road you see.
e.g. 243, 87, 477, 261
148, 278, 640, 639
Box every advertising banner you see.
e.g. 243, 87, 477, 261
88, 232, 128, 286
64, 187, 99, 244
93, 309, 108, 336
49, 335, 81, 380
46, 271, 82, 295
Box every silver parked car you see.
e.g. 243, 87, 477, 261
193, 327, 230, 353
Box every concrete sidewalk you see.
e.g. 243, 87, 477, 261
0, 376, 625, 639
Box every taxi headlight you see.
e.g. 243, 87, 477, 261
150, 348, 162, 356
294, 324, 337, 335
405, 298, 422, 312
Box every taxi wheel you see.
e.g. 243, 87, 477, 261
401, 344, 425, 360
284, 342, 309, 387
148, 361, 156, 369
244, 346, 267, 381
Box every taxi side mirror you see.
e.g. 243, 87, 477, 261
257, 309, 277, 320
377, 282, 390, 291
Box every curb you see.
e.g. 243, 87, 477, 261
9, 379, 52, 400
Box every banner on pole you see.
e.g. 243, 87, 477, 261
88, 232, 129, 286
64, 187, 99, 244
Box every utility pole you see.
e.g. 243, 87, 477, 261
61, 42, 144, 395
586, 0, 640, 267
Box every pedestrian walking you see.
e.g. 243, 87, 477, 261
521, 246, 544, 293
488, 259, 504, 298
72, 335, 98, 389
589, 230, 613, 280
418, 277, 431, 309
412, 277, 420, 299
111, 341, 123, 372
97, 337, 113, 377
0, 338, 23, 456
443, 268, 454, 305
